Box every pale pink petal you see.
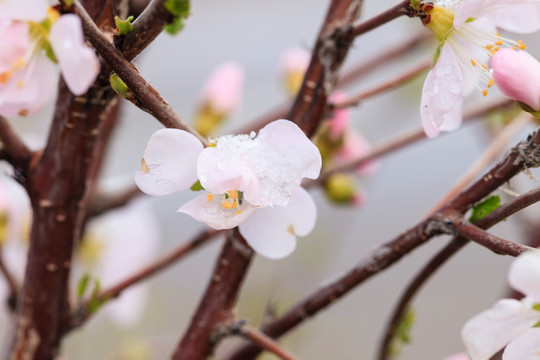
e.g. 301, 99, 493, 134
49, 14, 100, 95
197, 147, 260, 205
443, 353, 470, 360
0, 20, 29, 73
502, 327, 540, 360
178, 192, 256, 230
454, 0, 489, 29
490, 49, 540, 111
480, 0, 540, 34
199, 62, 244, 113
0, 0, 48, 22
279, 47, 310, 74
420, 45, 464, 138
335, 129, 379, 176
0, 54, 57, 117
462, 299, 540, 360
508, 251, 540, 302
239, 186, 316, 259
105, 285, 147, 327
327, 91, 350, 139
135, 129, 203, 196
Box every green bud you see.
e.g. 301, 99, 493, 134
324, 173, 357, 205
115, 15, 134, 35
469, 195, 501, 223
164, 0, 190, 35
109, 73, 131, 99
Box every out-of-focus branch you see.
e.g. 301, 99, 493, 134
351, 0, 412, 37
0, 116, 32, 174
224, 127, 540, 360
71, 228, 220, 328
116, 0, 174, 61
239, 324, 300, 360
75, 2, 208, 145
452, 223, 533, 256
86, 184, 142, 219
332, 59, 430, 109
287, 0, 363, 136
172, 229, 254, 359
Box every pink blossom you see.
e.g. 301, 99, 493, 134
420, 0, 540, 138
489, 48, 540, 111
462, 250, 540, 360
198, 62, 244, 114
0, 6, 100, 117
135, 120, 322, 259
279, 47, 310, 95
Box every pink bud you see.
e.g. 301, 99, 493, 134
199, 62, 244, 113
490, 49, 540, 111
327, 91, 350, 139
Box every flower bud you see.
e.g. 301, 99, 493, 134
279, 47, 310, 95
324, 173, 364, 206
490, 48, 540, 113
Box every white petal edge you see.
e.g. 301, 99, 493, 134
239, 186, 316, 259
135, 129, 203, 196
420, 45, 464, 138
502, 327, 540, 360
461, 298, 540, 360
508, 250, 540, 302
49, 14, 100, 95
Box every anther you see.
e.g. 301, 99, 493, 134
235, 210, 242, 216
470, 59, 476, 66
482, 89, 488, 96
222, 201, 232, 209
487, 78, 494, 88
207, 194, 213, 202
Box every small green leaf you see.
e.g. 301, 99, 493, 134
470, 195, 501, 223
164, 17, 186, 35
164, 0, 190, 17
410, 0, 420, 10
389, 308, 416, 358
465, 17, 475, 23
77, 274, 90, 299
190, 180, 205, 191
109, 73, 130, 99
115, 15, 134, 35
88, 279, 105, 314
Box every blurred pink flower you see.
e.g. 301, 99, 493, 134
279, 47, 310, 95
135, 120, 321, 259
198, 62, 243, 114
0, 4, 100, 117
420, 0, 540, 138
490, 48, 540, 111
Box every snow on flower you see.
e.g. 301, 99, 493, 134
75, 199, 160, 327
135, 119, 322, 259
193, 62, 244, 136
461, 250, 540, 360
489, 48, 540, 112
0, 1, 100, 117
279, 47, 310, 95
420, 0, 540, 138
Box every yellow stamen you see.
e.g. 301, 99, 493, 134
47, 7, 60, 22
485, 44, 494, 50
207, 194, 213, 202
487, 78, 494, 88
520, 43, 526, 50
222, 201, 232, 209
0, 71, 12, 84
495, 40, 503, 46
496, 33, 502, 37
482, 89, 488, 96
231, 201, 237, 208
470, 59, 476, 66
235, 210, 242, 216
287, 224, 295, 235
227, 190, 239, 200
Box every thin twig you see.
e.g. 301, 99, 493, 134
86, 184, 142, 219
332, 59, 430, 109
351, 0, 411, 37
451, 222, 534, 256
240, 324, 300, 360
74, 2, 208, 145
0, 116, 32, 172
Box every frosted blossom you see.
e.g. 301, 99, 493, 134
420, 0, 540, 137
462, 251, 540, 360
0, 4, 99, 117
135, 119, 322, 259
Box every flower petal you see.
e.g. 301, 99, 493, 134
49, 14, 100, 95
461, 299, 540, 360
490, 49, 540, 111
178, 192, 256, 230
239, 186, 316, 259
508, 250, 540, 302
135, 129, 203, 196
199, 62, 244, 113
0, 0, 48, 22
420, 45, 464, 138
0, 20, 29, 74
502, 327, 540, 360
454, 0, 488, 29
197, 146, 260, 205
482, 0, 540, 34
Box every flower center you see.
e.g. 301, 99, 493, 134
207, 190, 244, 216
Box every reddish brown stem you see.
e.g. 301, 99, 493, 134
0, 115, 32, 177
240, 324, 300, 360
351, 0, 411, 37
452, 223, 533, 256
172, 229, 254, 359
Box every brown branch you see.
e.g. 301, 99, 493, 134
75, 1, 208, 145
71, 228, 220, 328
172, 229, 254, 359
239, 324, 300, 360
0, 115, 32, 174
85, 184, 142, 219
351, 0, 411, 37
224, 127, 540, 360
287, 0, 363, 136
379, 183, 540, 359
451, 223, 533, 257
332, 59, 430, 109
115, 0, 174, 62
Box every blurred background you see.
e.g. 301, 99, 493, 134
3, 0, 540, 359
